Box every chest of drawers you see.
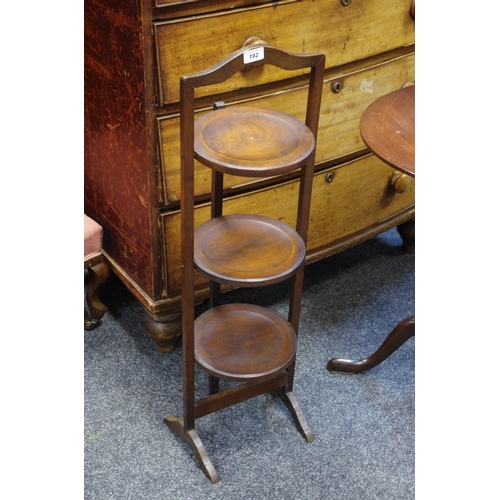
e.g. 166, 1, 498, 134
84, 0, 415, 353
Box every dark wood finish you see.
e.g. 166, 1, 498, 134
327, 316, 415, 374
163, 366, 312, 484
84, 255, 110, 330
194, 106, 315, 176
163, 416, 219, 483
194, 214, 305, 286
360, 85, 415, 176
195, 371, 289, 419
274, 389, 314, 443
164, 42, 324, 483
397, 218, 415, 254
328, 86, 415, 374
195, 304, 297, 381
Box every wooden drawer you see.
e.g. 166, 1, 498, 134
157, 51, 414, 205
160, 153, 415, 296
154, 0, 415, 105
154, 0, 273, 13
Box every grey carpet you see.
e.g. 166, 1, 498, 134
84, 227, 415, 499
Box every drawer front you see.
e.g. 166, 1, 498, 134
154, 0, 274, 12
154, 0, 415, 105
160, 154, 415, 296
157, 51, 414, 205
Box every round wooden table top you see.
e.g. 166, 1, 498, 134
360, 85, 415, 177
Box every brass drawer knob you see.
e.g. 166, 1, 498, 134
391, 172, 411, 193
242, 36, 268, 48
331, 81, 342, 93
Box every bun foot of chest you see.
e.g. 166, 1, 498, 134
397, 219, 415, 254
144, 309, 182, 353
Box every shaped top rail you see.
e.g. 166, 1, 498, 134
181, 43, 325, 90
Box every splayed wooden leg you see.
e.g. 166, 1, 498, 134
278, 391, 314, 443
164, 416, 219, 484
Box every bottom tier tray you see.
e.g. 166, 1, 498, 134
194, 303, 297, 382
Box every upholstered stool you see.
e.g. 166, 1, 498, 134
84, 214, 109, 330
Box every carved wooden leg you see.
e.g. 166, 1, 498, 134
85, 260, 110, 330
327, 316, 415, 374
397, 218, 415, 254
164, 416, 219, 484
144, 310, 182, 353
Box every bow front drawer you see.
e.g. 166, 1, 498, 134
157, 51, 414, 205
154, 0, 415, 105
160, 153, 415, 295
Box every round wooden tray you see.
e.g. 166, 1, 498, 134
194, 214, 305, 286
194, 106, 315, 177
194, 303, 297, 381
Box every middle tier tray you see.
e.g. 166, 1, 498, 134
194, 213, 306, 286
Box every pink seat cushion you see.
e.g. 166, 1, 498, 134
84, 214, 104, 262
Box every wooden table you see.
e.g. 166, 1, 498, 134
327, 86, 415, 373
360, 85, 415, 176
